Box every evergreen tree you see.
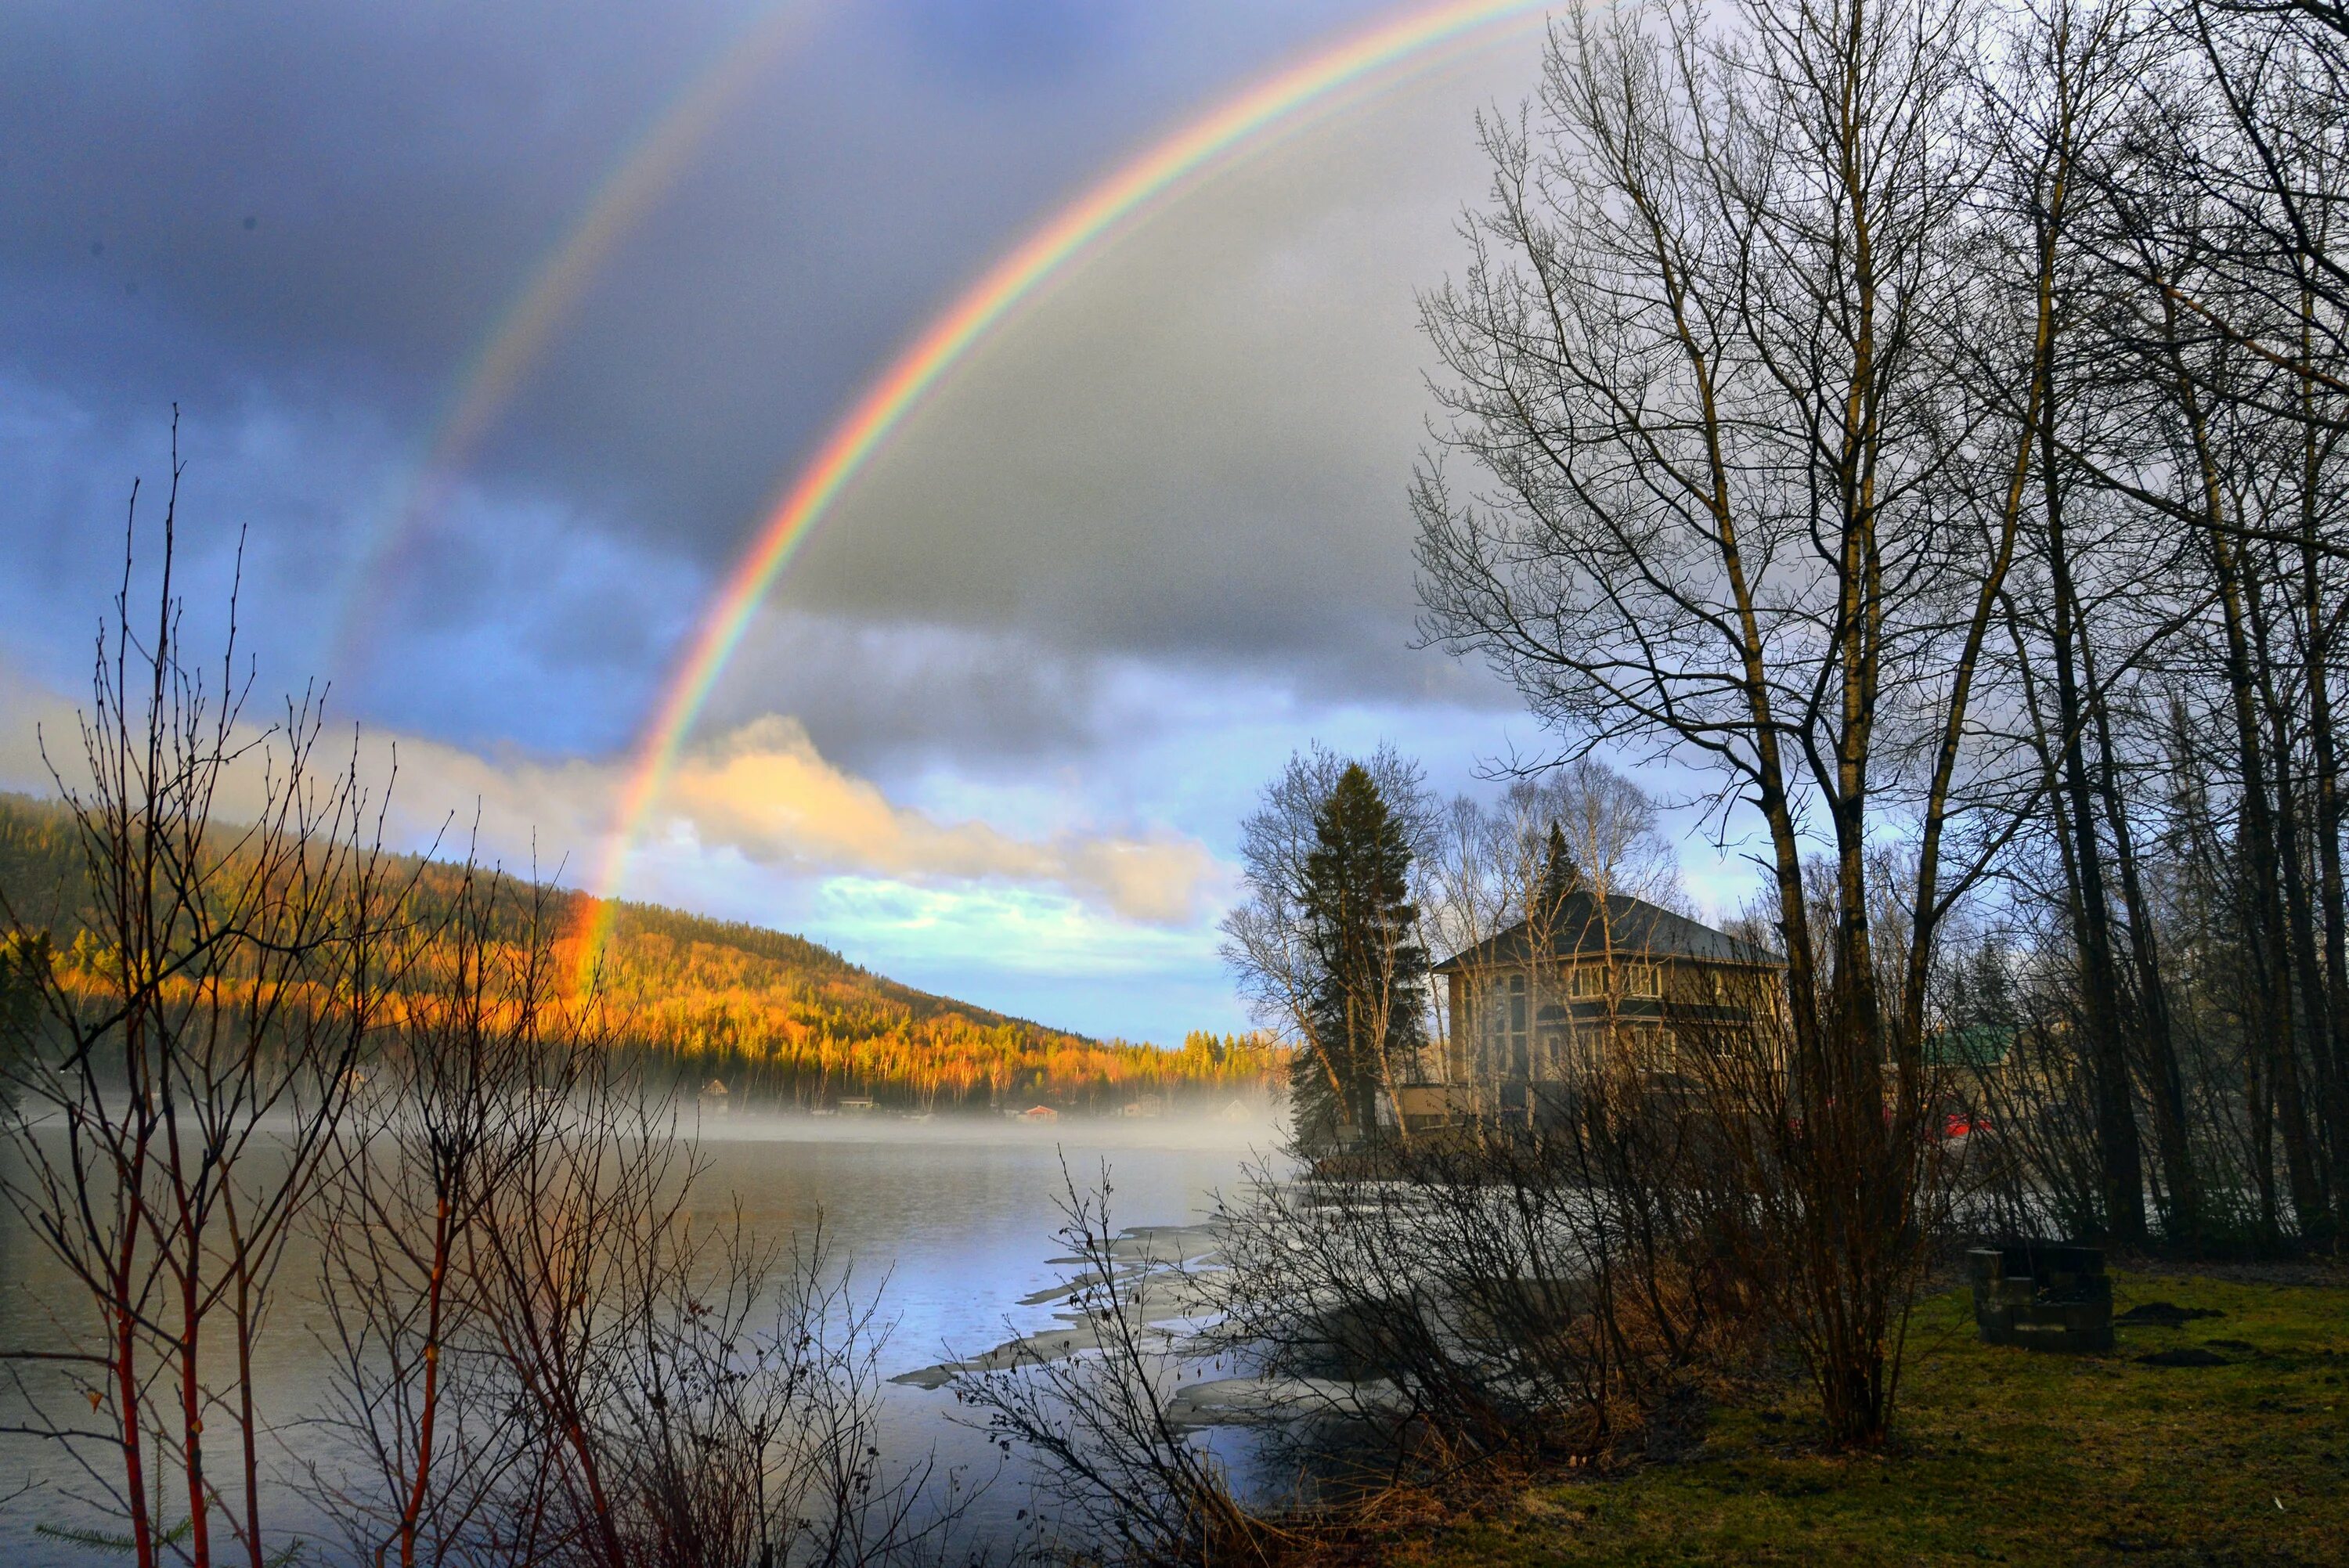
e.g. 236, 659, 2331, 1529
1538, 820, 1579, 924
1296, 764, 1426, 1146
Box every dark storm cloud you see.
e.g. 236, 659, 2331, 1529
2, 3, 707, 408
699, 611, 1104, 778
754, 56, 1535, 715
0, 0, 1528, 769
0, 0, 1366, 510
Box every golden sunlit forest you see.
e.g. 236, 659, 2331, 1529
0, 792, 1283, 1114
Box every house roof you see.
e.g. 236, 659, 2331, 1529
1434, 891, 1781, 973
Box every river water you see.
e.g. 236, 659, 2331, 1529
0, 1112, 1288, 1565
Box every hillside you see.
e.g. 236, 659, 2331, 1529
0, 791, 1279, 1114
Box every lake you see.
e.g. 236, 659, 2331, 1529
0, 1111, 1290, 1564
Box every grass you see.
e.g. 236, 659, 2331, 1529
1351, 1269, 2349, 1567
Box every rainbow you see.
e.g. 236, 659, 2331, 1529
327, 0, 832, 684
575, 0, 1553, 984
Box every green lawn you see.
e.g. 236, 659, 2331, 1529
1387, 1271, 2349, 1567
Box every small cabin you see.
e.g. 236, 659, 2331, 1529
1402, 890, 1781, 1131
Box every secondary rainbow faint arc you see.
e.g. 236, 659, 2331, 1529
574, 0, 1552, 982
327, 0, 832, 684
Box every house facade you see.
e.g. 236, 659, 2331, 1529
1398, 890, 1782, 1132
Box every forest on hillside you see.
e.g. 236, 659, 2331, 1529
0, 791, 1282, 1114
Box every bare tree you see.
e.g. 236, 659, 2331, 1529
952, 1168, 1269, 1568
309, 856, 590, 1568
0, 450, 962, 1568
0, 448, 414, 1567
317, 953, 952, 1568
1412, 0, 2010, 1441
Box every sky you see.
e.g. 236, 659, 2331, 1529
0, 0, 1763, 1042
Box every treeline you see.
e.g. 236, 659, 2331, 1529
1, 792, 1281, 1114
583, 914, 1282, 1112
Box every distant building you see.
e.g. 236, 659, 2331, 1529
838, 1096, 876, 1114
1402, 890, 1781, 1134
698, 1078, 731, 1117
1925, 1024, 2014, 1069
1119, 1095, 1166, 1119
1019, 1105, 1061, 1122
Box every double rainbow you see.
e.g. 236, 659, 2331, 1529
575, 0, 1553, 982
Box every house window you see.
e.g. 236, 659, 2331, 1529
1482, 973, 1530, 1080
1571, 961, 1661, 998
1535, 1003, 1569, 1080
1623, 1026, 1676, 1072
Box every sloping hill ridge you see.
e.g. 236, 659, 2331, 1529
0, 791, 1279, 1114
604, 899, 1058, 1036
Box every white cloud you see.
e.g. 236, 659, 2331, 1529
0, 661, 1220, 928
650, 716, 1218, 924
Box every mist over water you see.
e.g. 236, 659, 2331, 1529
0, 1109, 1291, 1565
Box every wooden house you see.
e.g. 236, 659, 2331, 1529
1398, 891, 1781, 1132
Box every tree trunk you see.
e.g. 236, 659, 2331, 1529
2298, 311, 2349, 1234
2042, 382, 2145, 1240
2249, 568, 2342, 1231
2203, 476, 2327, 1242
2163, 287, 2327, 1243
2085, 663, 2200, 1241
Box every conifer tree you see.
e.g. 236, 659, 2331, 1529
1538, 821, 1579, 924
1297, 764, 1427, 1145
